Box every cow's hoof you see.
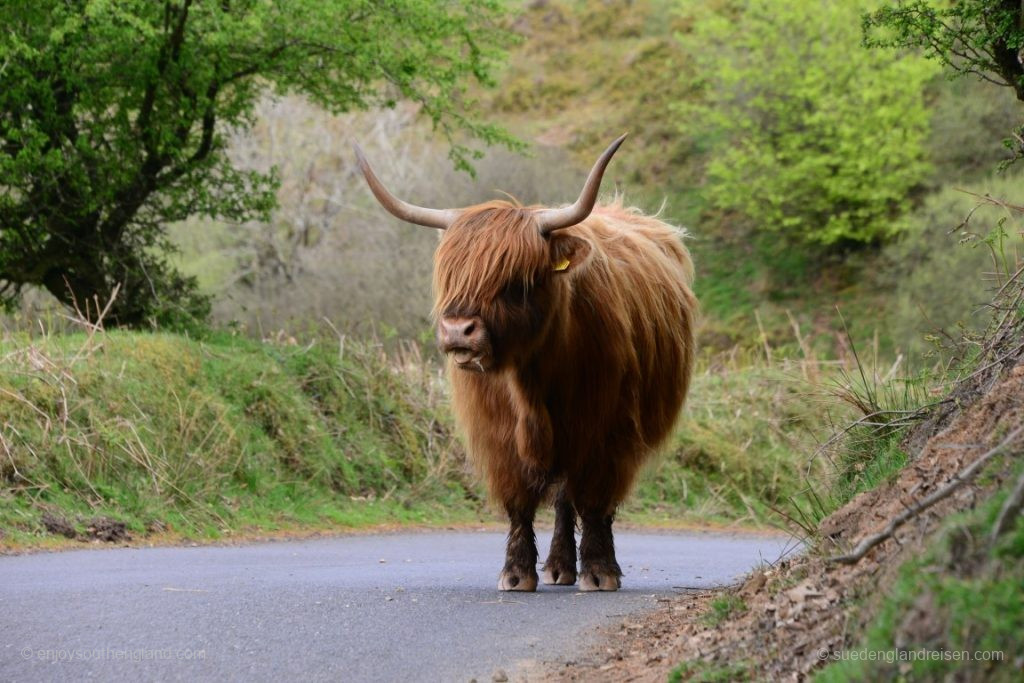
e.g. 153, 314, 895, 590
541, 564, 577, 586
579, 568, 621, 592
498, 567, 538, 592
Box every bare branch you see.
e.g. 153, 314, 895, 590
829, 423, 1024, 565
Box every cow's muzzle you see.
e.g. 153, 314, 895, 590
438, 316, 491, 371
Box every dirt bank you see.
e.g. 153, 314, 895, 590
546, 361, 1024, 682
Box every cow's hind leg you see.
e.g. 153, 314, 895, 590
498, 494, 540, 592
578, 509, 622, 592
542, 486, 577, 585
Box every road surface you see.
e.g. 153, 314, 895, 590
0, 529, 794, 682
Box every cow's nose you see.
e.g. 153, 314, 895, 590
439, 316, 484, 351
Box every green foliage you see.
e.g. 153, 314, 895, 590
865, 0, 1024, 168
865, 0, 1024, 166
680, 0, 937, 246
0, 0, 517, 327
865, 0, 1024, 107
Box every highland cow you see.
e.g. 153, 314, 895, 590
355, 135, 697, 591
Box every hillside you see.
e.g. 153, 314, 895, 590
0, 330, 479, 545
481, 0, 1024, 356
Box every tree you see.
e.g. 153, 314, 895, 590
0, 0, 515, 327
864, 0, 1024, 161
679, 0, 937, 246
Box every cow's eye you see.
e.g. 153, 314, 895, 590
501, 281, 526, 303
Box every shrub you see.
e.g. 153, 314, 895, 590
680, 0, 937, 246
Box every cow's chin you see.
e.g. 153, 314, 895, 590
449, 348, 492, 373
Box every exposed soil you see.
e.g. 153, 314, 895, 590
84, 517, 131, 543
33, 512, 131, 544
544, 360, 1024, 682
40, 512, 77, 539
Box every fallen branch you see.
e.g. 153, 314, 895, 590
829, 423, 1024, 565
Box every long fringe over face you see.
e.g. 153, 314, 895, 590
432, 201, 548, 319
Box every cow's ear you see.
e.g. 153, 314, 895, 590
549, 234, 592, 275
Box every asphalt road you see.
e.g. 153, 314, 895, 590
0, 529, 794, 682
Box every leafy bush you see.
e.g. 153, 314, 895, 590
865, 0, 1024, 105
680, 0, 937, 246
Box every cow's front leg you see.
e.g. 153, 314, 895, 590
499, 495, 540, 591
578, 509, 621, 592
542, 487, 577, 585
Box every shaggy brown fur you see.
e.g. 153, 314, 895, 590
433, 198, 697, 591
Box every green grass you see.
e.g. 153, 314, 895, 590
626, 354, 837, 526
669, 659, 753, 683
832, 432, 909, 506
814, 464, 1024, 682
702, 594, 747, 627
772, 342, 939, 539
0, 329, 483, 545
0, 324, 852, 546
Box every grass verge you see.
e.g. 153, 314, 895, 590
0, 329, 481, 547
2, 323, 866, 548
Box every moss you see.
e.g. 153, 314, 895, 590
670, 659, 754, 682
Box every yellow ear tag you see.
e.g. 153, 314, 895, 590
553, 257, 571, 272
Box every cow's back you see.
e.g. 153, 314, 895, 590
546, 201, 696, 505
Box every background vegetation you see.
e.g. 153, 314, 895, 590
1, 0, 1022, 572
4, 4, 1024, 678
681, 0, 937, 246
0, 0, 516, 327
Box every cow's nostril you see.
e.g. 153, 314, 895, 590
439, 317, 484, 352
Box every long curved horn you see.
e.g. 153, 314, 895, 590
535, 133, 627, 236
353, 144, 460, 230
